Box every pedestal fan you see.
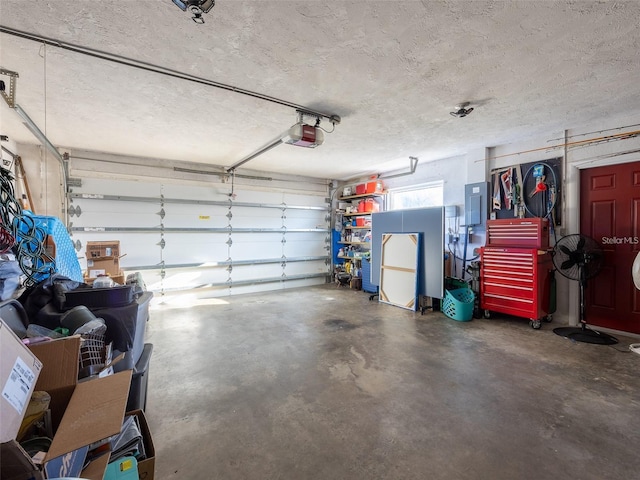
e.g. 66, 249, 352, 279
552, 234, 618, 345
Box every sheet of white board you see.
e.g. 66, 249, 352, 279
370, 207, 444, 299
379, 233, 420, 311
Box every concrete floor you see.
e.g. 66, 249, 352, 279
145, 284, 640, 480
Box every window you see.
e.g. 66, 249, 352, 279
388, 181, 444, 210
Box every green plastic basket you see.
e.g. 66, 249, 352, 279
443, 288, 475, 322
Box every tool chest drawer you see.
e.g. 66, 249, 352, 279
486, 218, 550, 249
480, 247, 552, 323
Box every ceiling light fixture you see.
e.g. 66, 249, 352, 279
172, 0, 215, 24
450, 102, 474, 118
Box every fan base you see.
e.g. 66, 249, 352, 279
553, 326, 618, 345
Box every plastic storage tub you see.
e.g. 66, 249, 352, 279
442, 288, 475, 322
114, 291, 153, 372
63, 285, 134, 310
126, 342, 153, 412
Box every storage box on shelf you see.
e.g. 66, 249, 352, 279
343, 181, 384, 197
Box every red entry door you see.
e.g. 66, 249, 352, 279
580, 161, 640, 334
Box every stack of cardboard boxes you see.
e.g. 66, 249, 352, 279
1, 320, 155, 480
85, 241, 124, 285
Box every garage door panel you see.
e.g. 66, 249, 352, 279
68, 164, 330, 295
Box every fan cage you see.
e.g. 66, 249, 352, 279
552, 234, 603, 281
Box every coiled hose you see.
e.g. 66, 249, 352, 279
1, 167, 56, 286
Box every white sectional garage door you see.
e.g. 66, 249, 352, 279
66, 155, 331, 298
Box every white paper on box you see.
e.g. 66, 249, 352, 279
2, 356, 36, 414
89, 269, 106, 277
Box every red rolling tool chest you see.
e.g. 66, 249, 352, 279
480, 219, 553, 329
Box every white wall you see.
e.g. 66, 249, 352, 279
7, 143, 65, 218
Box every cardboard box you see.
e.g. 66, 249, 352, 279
1, 320, 43, 443
3, 336, 132, 480
126, 409, 156, 480
86, 241, 120, 259
87, 257, 120, 277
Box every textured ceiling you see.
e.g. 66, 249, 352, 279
1, 1, 639, 180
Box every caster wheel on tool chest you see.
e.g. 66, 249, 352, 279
529, 319, 542, 329
483, 310, 491, 319
544, 314, 553, 323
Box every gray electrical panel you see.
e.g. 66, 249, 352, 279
464, 182, 489, 228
